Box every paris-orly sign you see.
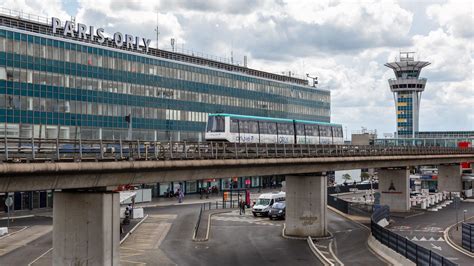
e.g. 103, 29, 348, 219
51, 17, 152, 53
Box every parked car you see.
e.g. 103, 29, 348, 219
268, 201, 286, 220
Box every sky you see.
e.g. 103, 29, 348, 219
2, 0, 473, 138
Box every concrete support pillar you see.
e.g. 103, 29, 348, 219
285, 174, 327, 237
437, 164, 462, 192
378, 168, 410, 212
53, 191, 120, 266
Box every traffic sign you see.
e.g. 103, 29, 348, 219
4, 197, 13, 207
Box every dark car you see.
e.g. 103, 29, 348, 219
268, 202, 286, 220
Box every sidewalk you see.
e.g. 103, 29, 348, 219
447, 216, 474, 254
0, 225, 52, 257
136, 187, 281, 209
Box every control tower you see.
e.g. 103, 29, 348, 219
385, 52, 430, 138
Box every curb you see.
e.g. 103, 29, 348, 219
120, 214, 149, 245
443, 217, 474, 258
0, 214, 35, 220
327, 206, 394, 265
281, 223, 334, 240
193, 210, 232, 242
0, 226, 28, 240
367, 235, 414, 266
307, 236, 334, 266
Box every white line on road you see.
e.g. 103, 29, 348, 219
28, 247, 53, 266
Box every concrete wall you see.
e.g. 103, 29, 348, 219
285, 174, 327, 237
378, 168, 410, 212
437, 164, 462, 192
53, 191, 120, 266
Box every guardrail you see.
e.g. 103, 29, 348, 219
462, 222, 474, 252
0, 137, 473, 162
371, 206, 456, 265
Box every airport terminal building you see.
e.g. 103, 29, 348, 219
0, 10, 331, 207
0, 12, 330, 142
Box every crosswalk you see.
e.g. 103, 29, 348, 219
213, 211, 281, 226
409, 236, 444, 242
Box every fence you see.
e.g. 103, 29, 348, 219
327, 183, 378, 215
327, 195, 349, 213
371, 206, 456, 266
0, 137, 472, 162
462, 223, 474, 252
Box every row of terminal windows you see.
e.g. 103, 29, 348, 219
0, 94, 209, 123
0, 66, 330, 118
0, 35, 330, 103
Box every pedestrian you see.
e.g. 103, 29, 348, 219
127, 204, 133, 218
241, 200, 246, 214
206, 188, 210, 199
124, 206, 130, 225
178, 189, 184, 203
200, 188, 204, 199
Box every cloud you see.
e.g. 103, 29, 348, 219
427, 0, 474, 38
0, 0, 472, 135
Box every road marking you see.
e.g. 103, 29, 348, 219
28, 247, 53, 266
431, 243, 442, 251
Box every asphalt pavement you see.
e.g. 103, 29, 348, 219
388, 201, 474, 265
327, 209, 387, 265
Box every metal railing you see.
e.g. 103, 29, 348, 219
371, 206, 456, 266
462, 222, 474, 252
0, 137, 473, 163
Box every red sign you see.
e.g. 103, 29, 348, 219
458, 142, 472, 169
245, 179, 251, 185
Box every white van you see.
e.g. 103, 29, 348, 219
252, 192, 286, 217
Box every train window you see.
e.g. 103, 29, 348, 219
240, 120, 249, 133
230, 119, 239, 133
278, 123, 293, 135
320, 125, 331, 137
268, 123, 277, 134
288, 123, 295, 135
207, 116, 225, 132
312, 125, 319, 136
305, 125, 312, 136
296, 124, 305, 135
259, 121, 268, 134
277, 123, 285, 135
249, 121, 258, 134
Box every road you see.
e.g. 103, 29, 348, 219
326, 209, 387, 265
388, 201, 474, 265
0, 216, 52, 265
0, 203, 391, 265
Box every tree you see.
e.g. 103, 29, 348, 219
360, 172, 370, 181
342, 173, 352, 183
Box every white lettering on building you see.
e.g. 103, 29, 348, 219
51, 17, 152, 53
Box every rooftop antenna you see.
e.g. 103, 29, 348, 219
171, 38, 175, 52
154, 11, 160, 49
306, 74, 318, 87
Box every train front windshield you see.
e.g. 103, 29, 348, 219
207, 116, 225, 132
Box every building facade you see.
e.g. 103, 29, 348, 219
0, 12, 330, 143
385, 52, 430, 138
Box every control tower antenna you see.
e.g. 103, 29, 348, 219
154, 11, 160, 49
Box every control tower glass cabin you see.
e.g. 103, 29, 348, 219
385, 52, 430, 138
